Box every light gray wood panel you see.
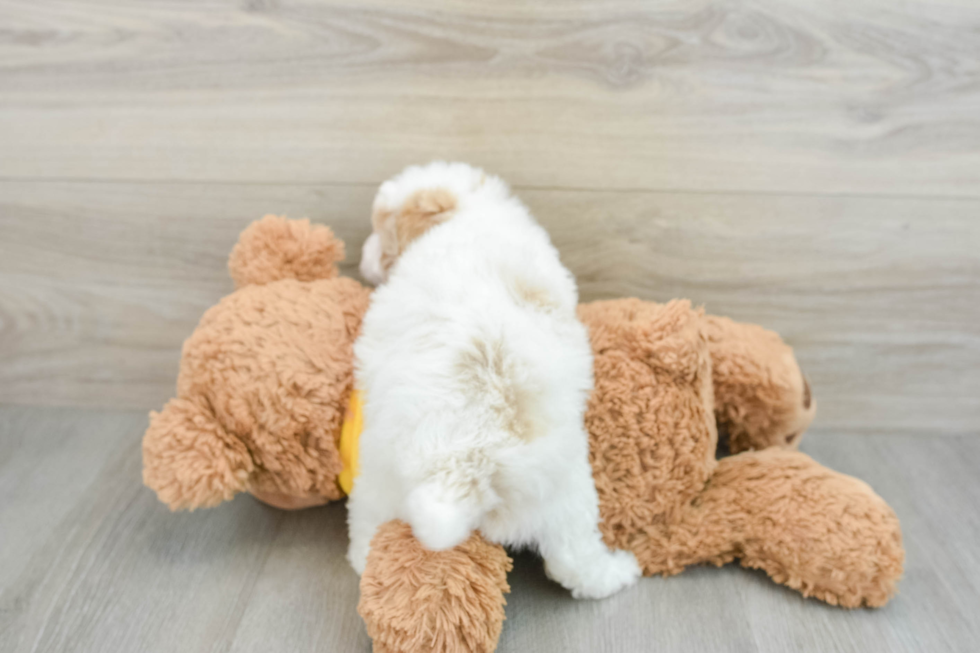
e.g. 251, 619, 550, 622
2, 405, 979, 653
1, 0, 979, 195
0, 407, 293, 653
2, 181, 977, 434
0, 407, 137, 592
226, 501, 370, 653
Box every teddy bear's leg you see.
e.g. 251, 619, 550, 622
703, 315, 817, 453
638, 449, 904, 607
142, 397, 255, 511
358, 520, 512, 653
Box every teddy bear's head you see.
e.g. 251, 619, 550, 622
143, 216, 371, 510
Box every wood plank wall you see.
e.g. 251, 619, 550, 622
1, 0, 978, 434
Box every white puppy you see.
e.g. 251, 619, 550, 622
348, 162, 640, 599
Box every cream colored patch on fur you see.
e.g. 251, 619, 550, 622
512, 277, 559, 312
456, 337, 540, 442
372, 187, 457, 276
396, 188, 457, 250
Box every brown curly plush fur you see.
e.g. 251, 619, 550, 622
143, 216, 371, 510
582, 299, 719, 542
581, 299, 902, 607
228, 215, 346, 287
649, 448, 904, 607
359, 520, 512, 653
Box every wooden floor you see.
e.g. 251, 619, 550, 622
0, 405, 977, 653
2, 1, 979, 651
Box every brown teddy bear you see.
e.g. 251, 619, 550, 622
143, 216, 903, 653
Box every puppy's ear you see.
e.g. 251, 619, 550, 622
395, 188, 457, 250
373, 188, 457, 275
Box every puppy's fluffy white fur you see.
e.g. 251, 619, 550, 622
348, 162, 640, 599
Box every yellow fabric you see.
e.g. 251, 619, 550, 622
337, 389, 364, 495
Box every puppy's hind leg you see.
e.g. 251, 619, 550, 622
535, 455, 641, 599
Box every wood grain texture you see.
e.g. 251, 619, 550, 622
1, 181, 977, 433
1, 0, 979, 194
1, 405, 978, 653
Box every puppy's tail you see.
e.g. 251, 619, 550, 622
404, 475, 494, 551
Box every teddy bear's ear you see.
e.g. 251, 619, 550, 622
228, 215, 346, 288
142, 397, 254, 511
